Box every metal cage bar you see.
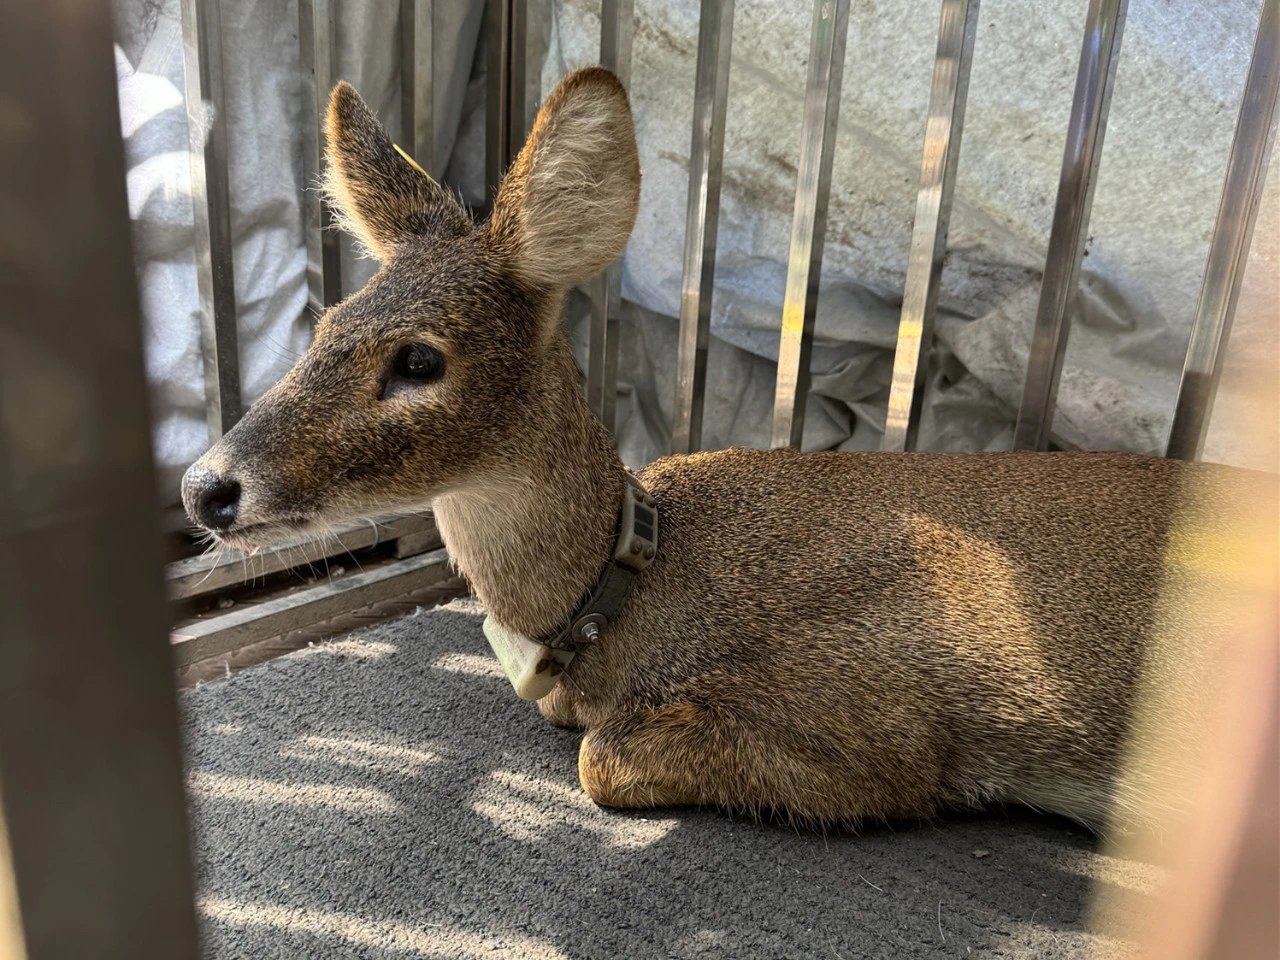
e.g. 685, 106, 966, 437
585, 0, 637, 431
486, 0, 545, 204
179, 0, 242, 440
0, 1, 201, 954
400, 0, 435, 172
508, 0, 534, 156
671, 0, 735, 455
1167, 0, 1280, 461
770, 0, 852, 449
299, 0, 342, 312
1013, 0, 1129, 451
882, 0, 981, 453
485, 0, 513, 201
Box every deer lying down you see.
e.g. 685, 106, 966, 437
183, 67, 1264, 831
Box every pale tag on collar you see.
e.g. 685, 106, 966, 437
482, 616, 576, 701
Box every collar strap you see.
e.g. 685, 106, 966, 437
481, 473, 657, 701
538, 473, 657, 651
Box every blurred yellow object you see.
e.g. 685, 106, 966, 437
0, 787, 27, 960
1093, 255, 1279, 958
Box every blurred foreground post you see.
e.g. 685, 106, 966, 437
1095, 206, 1279, 958
0, 2, 201, 957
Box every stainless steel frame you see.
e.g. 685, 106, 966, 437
166, 515, 438, 601
486, 0, 513, 198
484, 0, 634, 428
299, 0, 342, 311
1167, 0, 1280, 461
171, 547, 452, 667
586, 0, 636, 431
180, 0, 241, 440
401, 0, 436, 171
1013, 0, 1129, 451
480, 0, 1272, 458
671, 0, 734, 454
770, 0, 853, 450
486, 0, 548, 203
881, 0, 980, 453
509, 0, 543, 160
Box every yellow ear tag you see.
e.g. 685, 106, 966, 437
393, 143, 438, 186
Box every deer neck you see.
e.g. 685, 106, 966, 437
432, 344, 627, 639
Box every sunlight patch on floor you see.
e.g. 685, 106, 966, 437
199, 896, 570, 960
292, 639, 400, 661
189, 771, 401, 814
281, 735, 443, 775
473, 769, 679, 850
1059, 848, 1167, 896
432, 652, 503, 678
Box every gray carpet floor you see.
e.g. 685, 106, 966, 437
183, 599, 1160, 960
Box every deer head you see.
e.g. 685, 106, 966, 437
182, 68, 640, 551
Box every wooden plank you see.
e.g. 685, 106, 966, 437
166, 514, 433, 599
175, 576, 468, 688
170, 548, 452, 666
392, 525, 444, 558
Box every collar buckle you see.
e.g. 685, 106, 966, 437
541, 474, 657, 651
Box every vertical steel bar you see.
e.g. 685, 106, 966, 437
486, 0, 513, 203
514, 0, 548, 153
599, 0, 635, 89
770, 0, 852, 449
487, 0, 543, 203
1013, 0, 1129, 451
507, 0, 531, 161
587, 0, 637, 431
0, 1, 201, 955
1167, 0, 1280, 461
670, 0, 735, 453
179, 0, 241, 441
400, 0, 435, 171
882, 0, 981, 453
298, 0, 342, 311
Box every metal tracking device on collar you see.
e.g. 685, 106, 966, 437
482, 474, 658, 700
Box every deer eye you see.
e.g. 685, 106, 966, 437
392, 343, 444, 383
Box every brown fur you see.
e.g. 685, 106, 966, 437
183, 67, 1270, 832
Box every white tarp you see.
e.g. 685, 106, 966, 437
115, 0, 1277, 503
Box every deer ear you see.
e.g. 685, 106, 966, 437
486, 67, 640, 290
323, 82, 469, 258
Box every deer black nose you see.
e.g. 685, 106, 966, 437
183, 466, 241, 531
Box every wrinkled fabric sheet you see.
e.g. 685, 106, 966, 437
115, 0, 1277, 502
546, 0, 1278, 469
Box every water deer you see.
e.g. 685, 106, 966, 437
183, 66, 1265, 832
